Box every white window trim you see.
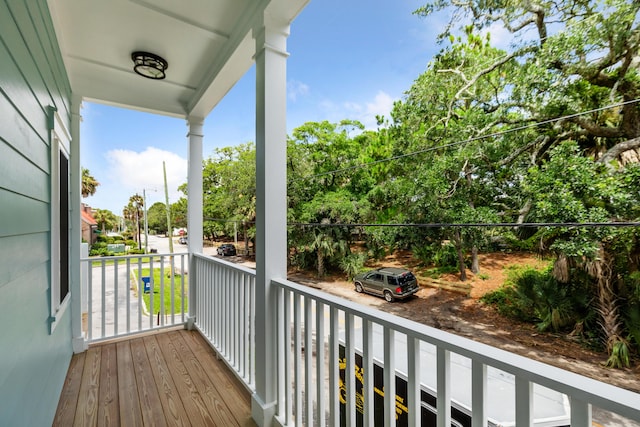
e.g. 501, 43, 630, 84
50, 107, 71, 334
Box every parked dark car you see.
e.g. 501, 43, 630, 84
217, 243, 237, 256
353, 267, 419, 302
178, 236, 187, 245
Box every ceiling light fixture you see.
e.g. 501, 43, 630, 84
131, 51, 168, 80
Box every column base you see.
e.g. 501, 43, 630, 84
72, 335, 88, 354
251, 393, 276, 427
185, 316, 196, 330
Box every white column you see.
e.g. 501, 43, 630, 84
252, 12, 290, 426
187, 116, 204, 328
70, 94, 86, 353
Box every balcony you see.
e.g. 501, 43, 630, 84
60, 253, 640, 426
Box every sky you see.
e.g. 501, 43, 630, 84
80, 0, 449, 214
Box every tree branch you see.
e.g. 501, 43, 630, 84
598, 137, 640, 166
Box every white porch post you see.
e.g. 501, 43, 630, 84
252, 12, 289, 426
187, 116, 204, 329
70, 94, 87, 353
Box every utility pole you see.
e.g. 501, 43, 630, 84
164, 161, 174, 255
142, 188, 157, 253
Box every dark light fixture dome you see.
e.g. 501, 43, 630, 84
131, 51, 168, 80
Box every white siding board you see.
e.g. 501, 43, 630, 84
0, 139, 48, 200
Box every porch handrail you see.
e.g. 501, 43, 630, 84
271, 277, 640, 427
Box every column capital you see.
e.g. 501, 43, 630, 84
253, 12, 291, 59
186, 116, 205, 137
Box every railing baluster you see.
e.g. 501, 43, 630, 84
436, 347, 451, 427
294, 292, 302, 426
363, 319, 374, 427
315, 301, 325, 427
170, 255, 175, 325
101, 259, 106, 337
284, 287, 292, 425
346, 312, 356, 427
383, 327, 395, 427
137, 258, 142, 331
276, 286, 285, 421
113, 259, 118, 336
471, 360, 487, 427
87, 260, 93, 341
234, 269, 239, 368
149, 257, 154, 329
515, 377, 533, 427
304, 296, 313, 425
125, 258, 131, 333
180, 254, 185, 323
159, 256, 165, 327
407, 336, 420, 427
329, 306, 339, 427
249, 273, 256, 386
570, 397, 592, 427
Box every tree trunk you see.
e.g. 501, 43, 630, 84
586, 247, 628, 368
471, 245, 479, 274
452, 229, 467, 281
317, 250, 324, 278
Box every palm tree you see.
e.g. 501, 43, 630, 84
311, 230, 335, 277
81, 168, 99, 198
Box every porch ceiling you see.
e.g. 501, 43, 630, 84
47, 0, 308, 118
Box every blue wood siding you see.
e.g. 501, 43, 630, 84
0, 0, 73, 426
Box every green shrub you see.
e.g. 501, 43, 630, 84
339, 252, 367, 279
432, 243, 458, 268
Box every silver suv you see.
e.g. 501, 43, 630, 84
353, 267, 419, 302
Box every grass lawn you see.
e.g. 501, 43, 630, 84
138, 267, 187, 315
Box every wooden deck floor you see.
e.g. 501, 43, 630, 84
53, 328, 255, 427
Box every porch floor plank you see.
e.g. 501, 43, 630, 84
97, 344, 119, 426
116, 340, 143, 427
53, 351, 85, 426
181, 329, 255, 426
75, 346, 101, 426
170, 331, 241, 426
142, 335, 191, 426
54, 329, 255, 427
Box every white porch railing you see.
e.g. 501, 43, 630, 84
81, 253, 188, 343
192, 253, 257, 390
270, 277, 640, 427
84, 253, 640, 426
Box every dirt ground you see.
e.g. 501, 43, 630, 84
288, 251, 640, 394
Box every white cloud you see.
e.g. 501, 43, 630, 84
287, 79, 310, 102
105, 147, 188, 206
322, 90, 396, 130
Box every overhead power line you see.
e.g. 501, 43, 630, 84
289, 221, 640, 229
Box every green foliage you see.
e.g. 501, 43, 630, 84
483, 266, 593, 334
339, 252, 367, 280
605, 341, 630, 369
147, 202, 168, 234
432, 243, 459, 268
